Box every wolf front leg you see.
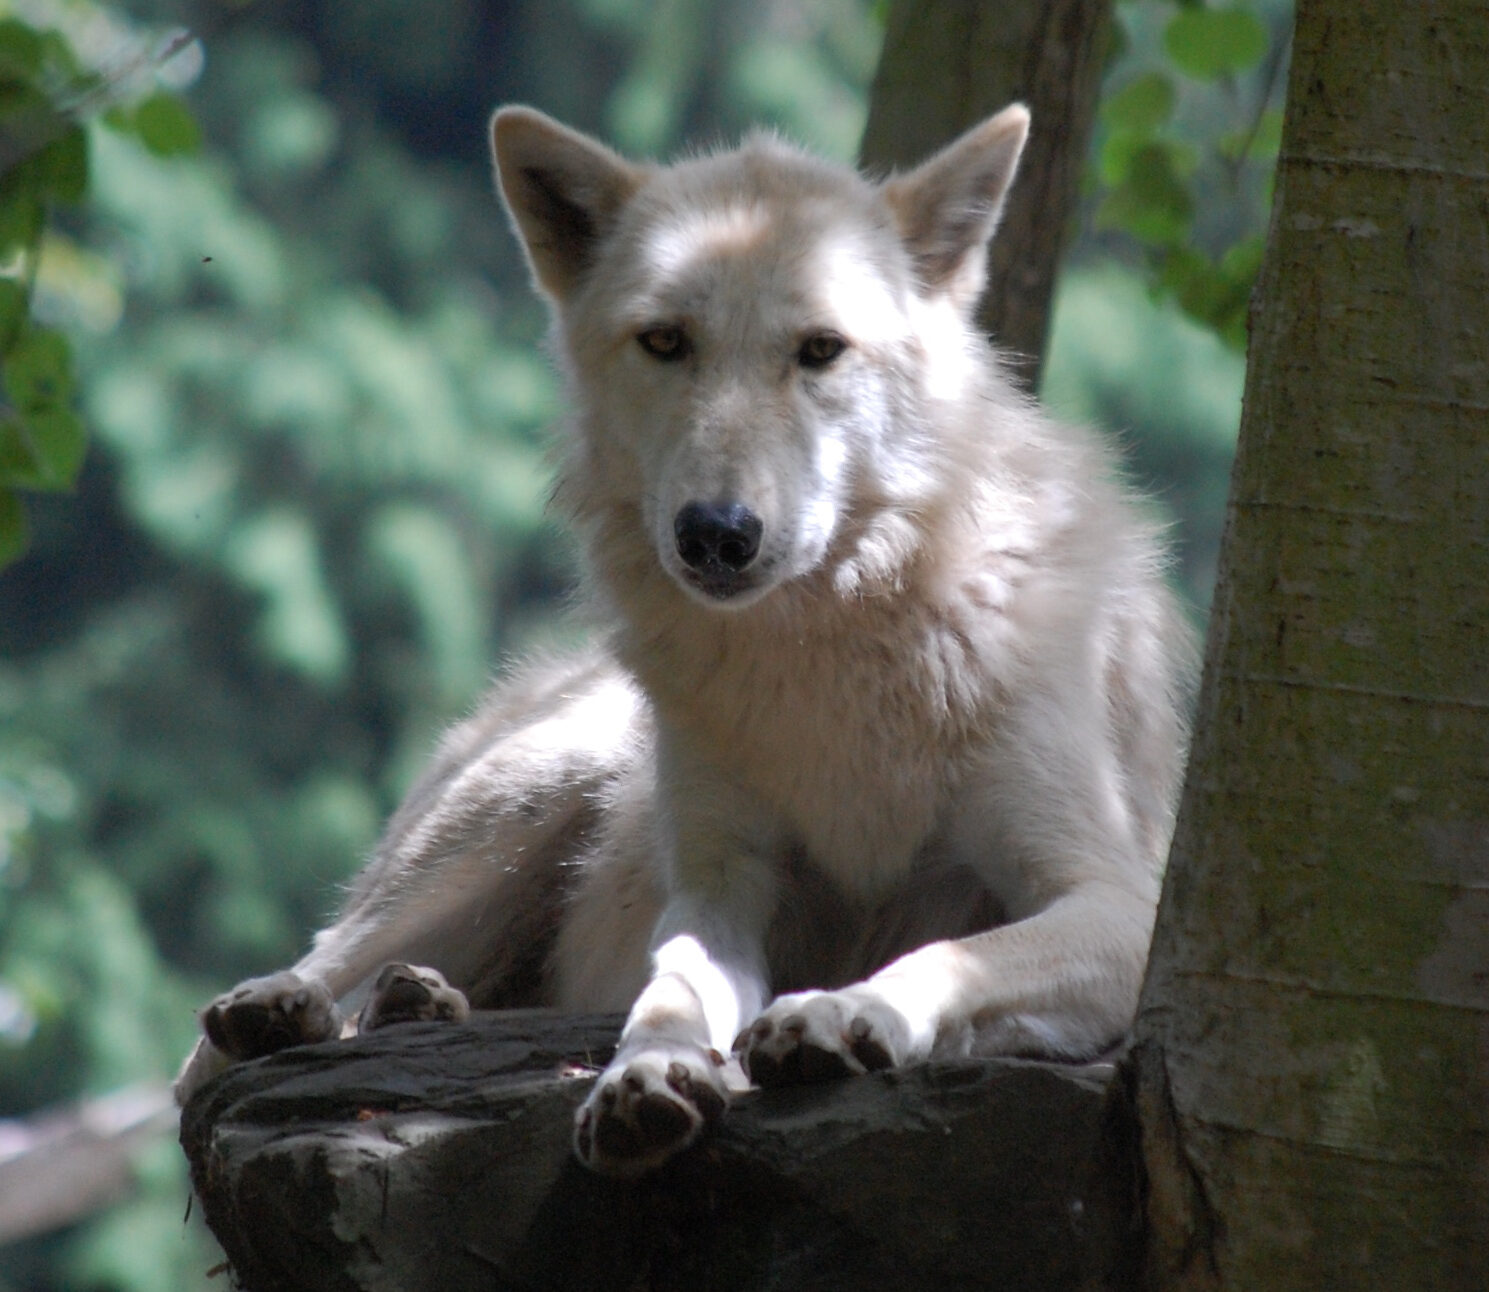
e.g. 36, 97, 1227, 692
174, 932, 462, 1106
176, 654, 641, 1107
741, 672, 1173, 1080
574, 768, 777, 1174
173, 826, 516, 1108
738, 875, 1155, 1089
572, 921, 763, 1175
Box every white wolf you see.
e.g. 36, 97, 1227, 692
177, 104, 1194, 1176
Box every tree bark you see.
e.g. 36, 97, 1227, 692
859, 0, 1112, 387
1125, 1, 1489, 1286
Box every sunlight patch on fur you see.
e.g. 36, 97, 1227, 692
812, 237, 902, 348
650, 934, 752, 1052
642, 204, 774, 287
907, 294, 980, 403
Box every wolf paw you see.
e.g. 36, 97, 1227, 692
574, 1044, 732, 1175
735, 990, 910, 1087
360, 963, 470, 1031
200, 972, 343, 1062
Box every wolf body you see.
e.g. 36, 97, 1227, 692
177, 105, 1193, 1175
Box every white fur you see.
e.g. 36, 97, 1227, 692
177, 106, 1194, 1179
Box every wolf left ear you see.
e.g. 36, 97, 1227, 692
882, 104, 1030, 313
491, 107, 644, 301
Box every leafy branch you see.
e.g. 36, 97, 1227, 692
0, 12, 200, 568
1094, 1, 1284, 350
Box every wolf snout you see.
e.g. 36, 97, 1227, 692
673, 501, 763, 596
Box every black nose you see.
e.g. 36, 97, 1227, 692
674, 501, 763, 574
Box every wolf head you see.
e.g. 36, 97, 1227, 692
490, 106, 1029, 610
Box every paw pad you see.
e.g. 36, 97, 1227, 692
360, 963, 470, 1031
573, 1046, 732, 1175
200, 973, 342, 1061
735, 992, 904, 1087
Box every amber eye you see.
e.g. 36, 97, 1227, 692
797, 331, 847, 370
637, 325, 690, 361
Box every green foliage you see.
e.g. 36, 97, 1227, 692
0, 9, 200, 569
1097, 138, 1195, 246
1093, 0, 1289, 348
0, 2, 1270, 1288
122, 89, 201, 156
573, 0, 880, 159
1163, 5, 1268, 80
1101, 70, 1176, 134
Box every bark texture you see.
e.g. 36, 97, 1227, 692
859, 0, 1112, 386
180, 1012, 1118, 1292
1129, 2, 1489, 1286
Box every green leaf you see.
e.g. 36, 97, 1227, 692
1156, 237, 1263, 351
0, 85, 71, 233
1095, 142, 1194, 247
1098, 131, 1144, 186
1101, 133, 1195, 189
34, 123, 87, 204
36, 28, 84, 80
0, 485, 28, 567
1255, 108, 1285, 156
1101, 72, 1175, 135
1164, 6, 1268, 81
1219, 109, 1285, 163
0, 19, 43, 81
1219, 234, 1265, 285
1158, 246, 1225, 319
0, 412, 32, 482
0, 409, 84, 491
0, 277, 26, 350
133, 92, 201, 157
21, 406, 86, 488
4, 327, 72, 411
0, 81, 62, 156
0, 188, 42, 257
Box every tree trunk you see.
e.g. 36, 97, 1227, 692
859, 0, 1112, 386
1126, 1, 1489, 1286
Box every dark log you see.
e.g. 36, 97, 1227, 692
181, 1011, 1120, 1292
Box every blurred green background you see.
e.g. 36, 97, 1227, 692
0, 0, 1286, 1286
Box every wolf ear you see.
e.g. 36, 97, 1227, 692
882, 104, 1030, 312
491, 107, 643, 301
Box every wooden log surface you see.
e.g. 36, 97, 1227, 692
181, 1011, 1119, 1292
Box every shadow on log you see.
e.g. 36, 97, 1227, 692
180, 1011, 1120, 1291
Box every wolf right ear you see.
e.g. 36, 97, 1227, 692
491, 108, 643, 301
882, 104, 1030, 314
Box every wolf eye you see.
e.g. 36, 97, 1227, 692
637, 325, 691, 361
797, 331, 847, 370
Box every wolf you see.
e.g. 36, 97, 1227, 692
176, 103, 1194, 1176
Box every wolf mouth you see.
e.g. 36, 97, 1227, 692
681, 564, 766, 603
